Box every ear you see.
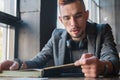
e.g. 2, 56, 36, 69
59, 16, 63, 23
85, 10, 89, 20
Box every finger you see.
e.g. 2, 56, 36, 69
81, 53, 93, 59
74, 54, 95, 66
74, 57, 91, 66
76, 56, 98, 65
0, 60, 14, 70
82, 67, 91, 73
83, 68, 98, 78
74, 59, 81, 66
84, 70, 93, 77
84, 73, 97, 78
85, 78, 96, 80
81, 65, 91, 69
85, 56, 98, 65
85, 73, 98, 78
0, 64, 2, 72
9, 62, 19, 70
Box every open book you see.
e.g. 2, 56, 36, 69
0, 63, 76, 78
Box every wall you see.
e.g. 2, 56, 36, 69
18, 0, 40, 60
17, 0, 57, 60
99, 0, 116, 41
115, 0, 120, 52
100, 0, 120, 53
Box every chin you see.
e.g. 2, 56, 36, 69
72, 35, 80, 38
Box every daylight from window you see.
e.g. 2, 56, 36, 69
0, 0, 4, 61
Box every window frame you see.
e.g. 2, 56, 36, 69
0, 0, 21, 61
86, 0, 100, 23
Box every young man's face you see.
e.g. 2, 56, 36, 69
59, 0, 89, 41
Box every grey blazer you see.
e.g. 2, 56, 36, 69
25, 22, 119, 75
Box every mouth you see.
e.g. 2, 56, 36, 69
71, 29, 80, 34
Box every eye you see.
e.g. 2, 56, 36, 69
63, 16, 70, 20
74, 14, 83, 19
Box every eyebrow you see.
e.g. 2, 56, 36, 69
63, 12, 83, 17
75, 12, 83, 15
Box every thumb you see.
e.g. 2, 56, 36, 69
9, 61, 19, 70
74, 53, 93, 66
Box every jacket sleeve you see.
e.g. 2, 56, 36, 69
25, 29, 64, 69
25, 35, 54, 69
99, 24, 119, 75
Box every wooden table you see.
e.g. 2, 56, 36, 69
0, 77, 119, 80
50, 77, 120, 80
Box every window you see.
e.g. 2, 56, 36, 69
57, 3, 65, 29
84, 0, 100, 23
0, 0, 17, 61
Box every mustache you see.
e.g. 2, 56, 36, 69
70, 28, 80, 32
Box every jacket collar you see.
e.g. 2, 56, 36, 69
86, 22, 97, 54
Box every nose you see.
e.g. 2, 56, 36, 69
70, 17, 76, 27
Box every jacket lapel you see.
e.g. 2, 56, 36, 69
58, 30, 67, 65
86, 22, 97, 55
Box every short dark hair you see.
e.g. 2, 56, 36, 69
58, 0, 86, 10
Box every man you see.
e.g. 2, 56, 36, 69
0, 0, 119, 78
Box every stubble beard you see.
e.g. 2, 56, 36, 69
71, 31, 85, 41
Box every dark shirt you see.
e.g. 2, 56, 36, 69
65, 37, 88, 63
63, 37, 88, 76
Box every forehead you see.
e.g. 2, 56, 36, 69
59, 0, 84, 16
59, 0, 78, 5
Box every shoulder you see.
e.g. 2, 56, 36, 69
95, 23, 112, 35
87, 22, 111, 29
50, 28, 67, 40
51, 28, 66, 36
96, 23, 112, 30
87, 22, 112, 33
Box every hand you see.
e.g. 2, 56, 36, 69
0, 60, 19, 71
19, 62, 28, 69
74, 53, 105, 78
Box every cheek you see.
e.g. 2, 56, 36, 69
77, 20, 86, 28
65, 26, 70, 32
63, 22, 69, 27
64, 26, 71, 34
62, 23, 70, 30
